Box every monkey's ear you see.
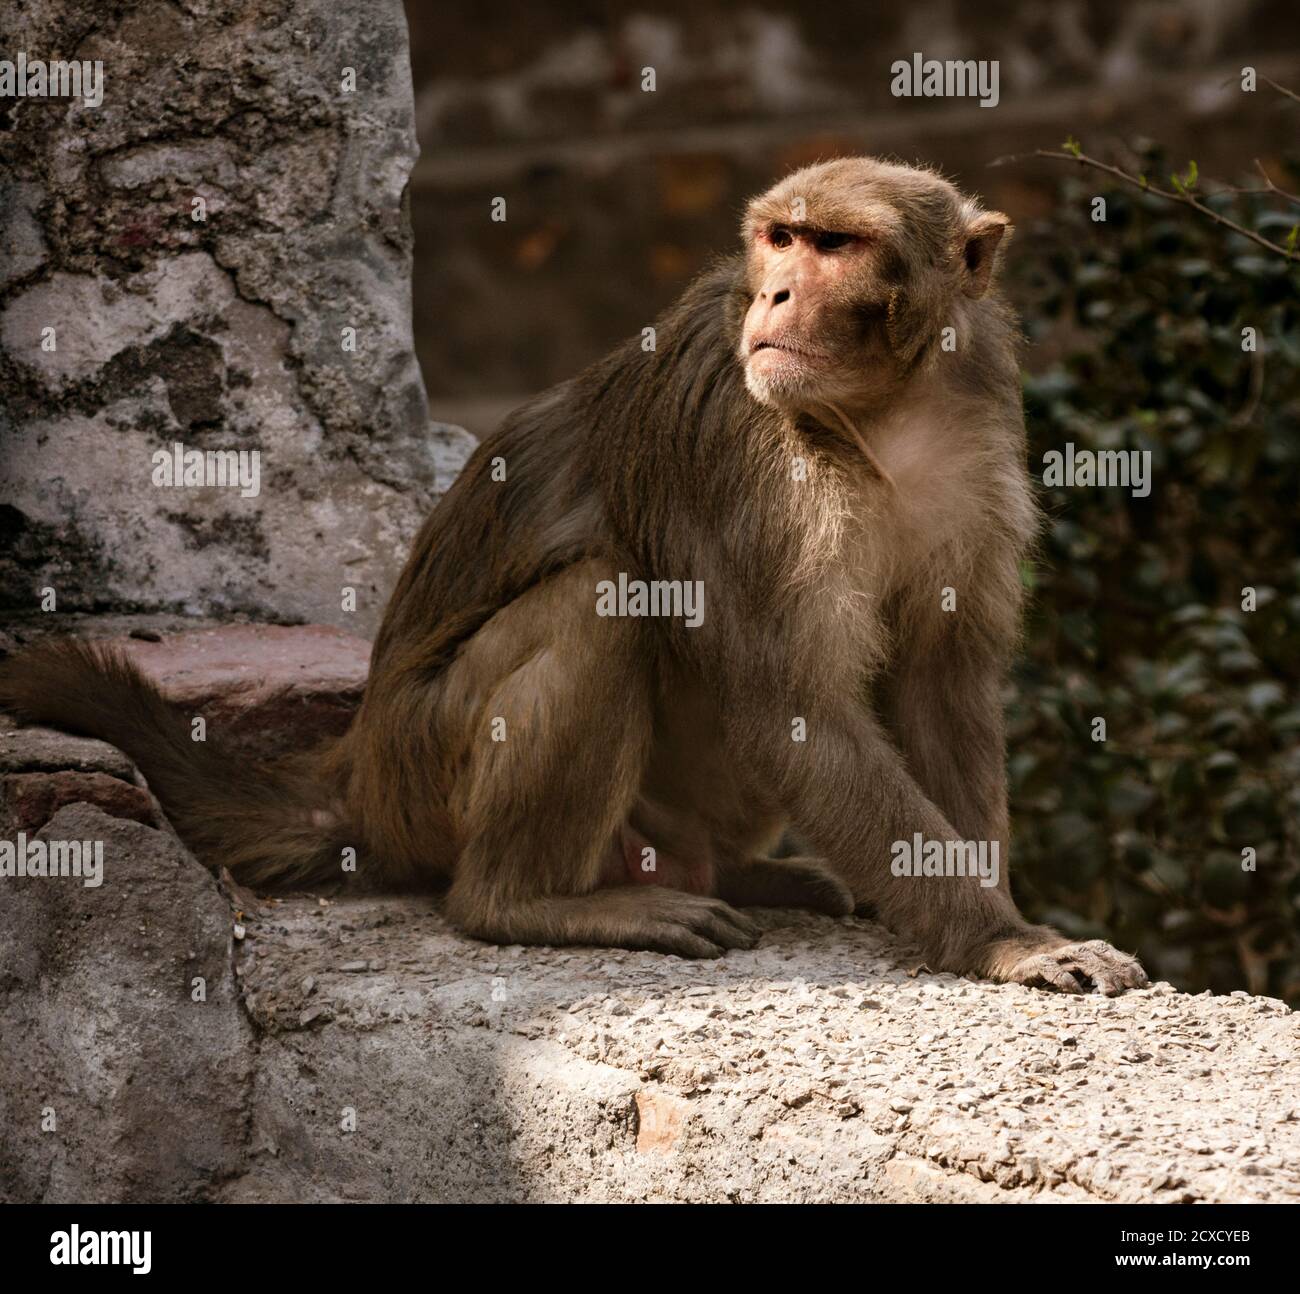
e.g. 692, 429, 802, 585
960, 212, 1011, 299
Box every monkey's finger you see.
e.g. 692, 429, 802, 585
642, 926, 727, 959
713, 920, 761, 950
1014, 954, 1084, 994
1039, 967, 1085, 994
701, 895, 761, 923
698, 900, 763, 943
635, 893, 758, 952
1118, 960, 1149, 990
690, 909, 761, 950
672, 894, 761, 941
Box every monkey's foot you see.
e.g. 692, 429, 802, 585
467, 887, 764, 960
716, 856, 854, 917
629, 890, 763, 959
1005, 939, 1148, 996
454, 882, 764, 960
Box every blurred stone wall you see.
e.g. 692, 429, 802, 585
405, 0, 1300, 434
0, 0, 473, 633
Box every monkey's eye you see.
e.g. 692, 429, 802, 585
769, 226, 794, 249
813, 230, 854, 252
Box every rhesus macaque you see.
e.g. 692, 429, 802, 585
1, 157, 1147, 993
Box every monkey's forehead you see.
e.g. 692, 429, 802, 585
742, 157, 962, 240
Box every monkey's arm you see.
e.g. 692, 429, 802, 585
885, 545, 1150, 991
882, 545, 1021, 849
719, 673, 1029, 973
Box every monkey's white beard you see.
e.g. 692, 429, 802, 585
743, 354, 816, 409
743, 364, 778, 405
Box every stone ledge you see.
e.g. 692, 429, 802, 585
0, 805, 252, 1203
223, 894, 1299, 1204
2, 627, 1297, 1203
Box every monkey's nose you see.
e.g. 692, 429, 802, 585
771, 288, 791, 306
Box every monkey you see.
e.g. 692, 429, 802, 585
0, 156, 1147, 994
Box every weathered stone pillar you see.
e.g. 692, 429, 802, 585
0, 0, 472, 632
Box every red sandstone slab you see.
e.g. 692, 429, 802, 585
114, 624, 372, 759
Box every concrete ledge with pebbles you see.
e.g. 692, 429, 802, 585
221, 898, 1299, 1203
5, 817, 1298, 1203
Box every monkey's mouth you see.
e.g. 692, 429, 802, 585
749, 339, 817, 361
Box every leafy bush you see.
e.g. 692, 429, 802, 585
1006, 157, 1300, 1001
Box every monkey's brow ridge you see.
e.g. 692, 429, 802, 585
772, 221, 872, 238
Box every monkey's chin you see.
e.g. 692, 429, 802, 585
743, 352, 818, 410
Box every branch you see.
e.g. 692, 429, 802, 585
1261, 74, 1300, 107
1204, 161, 1300, 207
1252, 158, 1300, 208
992, 147, 1299, 261
1217, 71, 1300, 109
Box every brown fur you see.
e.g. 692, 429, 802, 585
0, 157, 1146, 991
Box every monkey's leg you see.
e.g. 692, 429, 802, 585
881, 593, 1147, 995
440, 561, 760, 959
715, 853, 853, 916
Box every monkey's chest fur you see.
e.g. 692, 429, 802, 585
810, 405, 1027, 669
601, 415, 1030, 894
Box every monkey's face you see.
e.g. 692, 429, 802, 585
737, 158, 1010, 418
743, 219, 873, 408
740, 221, 885, 411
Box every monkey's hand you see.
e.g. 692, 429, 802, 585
1003, 939, 1148, 996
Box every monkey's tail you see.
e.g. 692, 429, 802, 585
0, 637, 345, 888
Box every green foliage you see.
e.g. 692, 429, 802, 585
1170, 159, 1199, 194
1008, 159, 1300, 1001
